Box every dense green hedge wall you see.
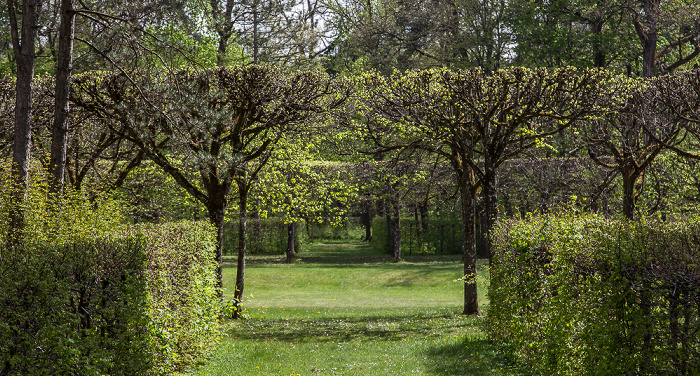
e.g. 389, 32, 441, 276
0, 221, 220, 375
135, 221, 220, 372
223, 218, 310, 255
371, 216, 462, 255
488, 214, 700, 375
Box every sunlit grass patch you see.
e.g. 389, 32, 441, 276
190, 244, 521, 375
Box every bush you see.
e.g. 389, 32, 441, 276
0, 169, 220, 374
487, 214, 700, 375
371, 215, 462, 255
224, 217, 309, 255
0, 222, 220, 375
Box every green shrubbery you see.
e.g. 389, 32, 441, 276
372, 216, 462, 255
487, 214, 700, 375
0, 170, 220, 375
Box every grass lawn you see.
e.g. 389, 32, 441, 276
189, 243, 523, 376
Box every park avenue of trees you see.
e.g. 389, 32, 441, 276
3, 0, 700, 318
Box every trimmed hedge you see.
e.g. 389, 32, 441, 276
488, 214, 700, 375
0, 221, 220, 375
372, 216, 462, 255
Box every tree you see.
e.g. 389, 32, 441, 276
6, 0, 42, 245
625, 0, 700, 77
47, 0, 75, 194
257, 159, 356, 263
72, 65, 349, 317
361, 67, 609, 314
583, 75, 687, 220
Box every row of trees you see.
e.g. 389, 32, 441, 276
3, 0, 700, 318
7, 65, 700, 316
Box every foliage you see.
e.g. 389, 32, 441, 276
371, 215, 463, 256
0, 168, 220, 374
0, 237, 153, 375
488, 214, 700, 375
132, 221, 221, 372
223, 217, 309, 255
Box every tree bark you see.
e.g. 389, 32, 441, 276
7, 0, 42, 246
233, 179, 249, 319
634, 0, 659, 77
391, 197, 401, 261
482, 164, 498, 261
622, 172, 638, 220
361, 199, 373, 241
459, 169, 479, 315
285, 222, 296, 263
49, 0, 76, 195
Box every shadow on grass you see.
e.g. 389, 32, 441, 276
225, 313, 472, 344
424, 338, 527, 376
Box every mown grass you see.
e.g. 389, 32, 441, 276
190, 244, 524, 376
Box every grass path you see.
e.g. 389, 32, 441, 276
189, 243, 523, 375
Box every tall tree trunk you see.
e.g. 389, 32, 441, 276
592, 19, 605, 68
482, 164, 498, 261
252, 198, 262, 253
459, 170, 479, 315
49, 0, 75, 195
635, 0, 659, 77
285, 222, 296, 263
386, 211, 394, 256
419, 203, 428, 233
622, 171, 637, 220
391, 197, 401, 262
208, 203, 226, 300
7, 0, 42, 246
233, 180, 249, 319
361, 199, 372, 241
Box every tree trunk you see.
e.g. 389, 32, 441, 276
386, 212, 394, 256
7, 0, 42, 246
459, 170, 479, 315
207, 203, 226, 300
285, 222, 296, 263
233, 181, 248, 319
49, 0, 75, 195
482, 165, 498, 261
252, 198, 262, 253
361, 199, 373, 241
419, 203, 428, 233
622, 172, 637, 220
391, 197, 401, 262
636, 0, 659, 77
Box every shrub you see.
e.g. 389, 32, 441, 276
0, 169, 220, 374
487, 214, 700, 375
224, 217, 309, 255
135, 221, 220, 372
0, 222, 220, 375
371, 215, 463, 255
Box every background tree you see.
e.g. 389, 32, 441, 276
361, 67, 609, 313
6, 0, 42, 244
582, 75, 687, 220
72, 65, 349, 316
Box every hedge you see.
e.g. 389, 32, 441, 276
487, 214, 700, 375
0, 221, 220, 375
371, 216, 463, 255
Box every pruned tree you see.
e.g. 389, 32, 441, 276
360, 67, 609, 314
256, 159, 356, 263
72, 65, 350, 317
582, 75, 687, 220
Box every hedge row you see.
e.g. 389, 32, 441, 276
0, 221, 220, 375
488, 214, 700, 375
372, 216, 463, 255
